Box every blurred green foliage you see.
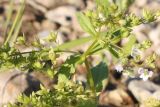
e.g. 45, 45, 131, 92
0, 0, 158, 106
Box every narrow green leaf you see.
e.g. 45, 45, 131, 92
123, 35, 136, 56
54, 36, 93, 51
96, 0, 109, 9
77, 12, 96, 36
3, 0, 14, 39
4, 0, 25, 46
108, 46, 119, 58
10, 20, 22, 45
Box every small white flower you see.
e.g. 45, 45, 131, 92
115, 64, 123, 72
138, 67, 144, 74
138, 68, 153, 81
131, 46, 142, 58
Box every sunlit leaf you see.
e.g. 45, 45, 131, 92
123, 35, 136, 56
77, 12, 96, 36
58, 55, 81, 82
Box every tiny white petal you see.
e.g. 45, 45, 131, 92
139, 73, 148, 81
115, 64, 123, 72
148, 71, 153, 77
131, 46, 142, 58
139, 74, 144, 78
142, 76, 148, 81
138, 68, 153, 81
138, 68, 144, 74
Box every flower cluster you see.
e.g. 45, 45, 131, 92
114, 44, 154, 81
138, 68, 153, 81
115, 65, 153, 81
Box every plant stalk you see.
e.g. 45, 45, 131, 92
84, 58, 96, 97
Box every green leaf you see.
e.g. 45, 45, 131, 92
143, 9, 155, 22
33, 61, 43, 69
96, 0, 109, 16
45, 31, 57, 42
123, 35, 136, 56
58, 74, 69, 83
58, 55, 81, 82
116, 0, 134, 10
91, 61, 108, 91
54, 36, 93, 51
96, 0, 109, 8
113, 27, 130, 38
108, 45, 119, 58
48, 48, 56, 63
16, 35, 25, 45
77, 12, 96, 36
77, 99, 97, 107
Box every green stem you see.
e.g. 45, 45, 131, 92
77, 39, 97, 63
86, 36, 124, 56
4, 0, 25, 45
84, 58, 96, 98
3, 0, 14, 39
9, 49, 79, 56
110, 43, 123, 51
84, 40, 97, 56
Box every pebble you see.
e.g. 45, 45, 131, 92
128, 80, 160, 103
0, 69, 40, 106
41, 20, 58, 30
67, 0, 86, 9
45, 6, 78, 27
132, 24, 149, 42
135, 0, 148, 7
34, 0, 58, 9
99, 88, 134, 106
0, 69, 54, 106
148, 29, 160, 46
